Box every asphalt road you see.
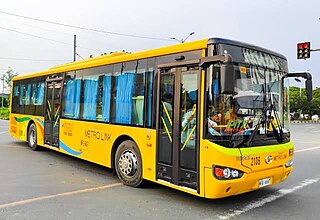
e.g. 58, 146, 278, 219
0, 120, 320, 220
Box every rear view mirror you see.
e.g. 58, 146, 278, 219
284, 72, 313, 101
220, 64, 235, 94
283, 72, 312, 101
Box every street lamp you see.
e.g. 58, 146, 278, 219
171, 32, 195, 43
294, 78, 302, 97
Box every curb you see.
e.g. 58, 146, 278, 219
291, 120, 320, 124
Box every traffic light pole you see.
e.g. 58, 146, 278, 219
310, 48, 320, 52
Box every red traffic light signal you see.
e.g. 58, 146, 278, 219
297, 42, 311, 59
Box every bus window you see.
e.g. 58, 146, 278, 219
82, 75, 99, 121
180, 65, 199, 170
12, 82, 20, 113
31, 82, 45, 106
101, 73, 112, 122
110, 63, 122, 123
63, 72, 81, 119
132, 60, 146, 126
114, 61, 140, 125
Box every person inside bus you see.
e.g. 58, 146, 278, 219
208, 112, 222, 136
181, 103, 196, 150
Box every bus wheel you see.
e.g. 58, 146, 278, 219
115, 140, 143, 187
28, 123, 40, 151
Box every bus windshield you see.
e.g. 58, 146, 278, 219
205, 44, 290, 147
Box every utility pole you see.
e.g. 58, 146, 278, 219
73, 34, 77, 62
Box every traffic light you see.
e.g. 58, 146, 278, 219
297, 42, 311, 59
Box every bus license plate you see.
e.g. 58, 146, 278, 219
259, 178, 271, 188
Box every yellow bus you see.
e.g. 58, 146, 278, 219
9, 38, 313, 198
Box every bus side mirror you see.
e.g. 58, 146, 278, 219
306, 79, 313, 101
220, 64, 235, 94
285, 72, 313, 101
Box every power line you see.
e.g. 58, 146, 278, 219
0, 57, 71, 62
0, 11, 173, 41
0, 16, 72, 37
0, 26, 105, 52
0, 26, 73, 46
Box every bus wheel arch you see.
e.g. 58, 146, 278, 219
112, 136, 143, 187
27, 121, 40, 151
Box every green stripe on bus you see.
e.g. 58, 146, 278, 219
14, 117, 31, 123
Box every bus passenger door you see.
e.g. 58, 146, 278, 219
156, 64, 200, 191
44, 74, 63, 147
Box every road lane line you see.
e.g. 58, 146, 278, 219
215, 178, 320, 220
0, 182, 123, 209
292, 140, 319, 144
295, 146, 320, 153
0, 131, 8, 135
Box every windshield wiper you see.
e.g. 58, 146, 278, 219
246, 84, 284, 147
246, 115, 265, 147
266, 84, 284, 142
268, 104, 284, 142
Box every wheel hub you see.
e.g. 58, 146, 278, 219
119, 151, 137, 176
29, 130, 35, 146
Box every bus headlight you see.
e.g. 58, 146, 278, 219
285, 159, 293, 168
213, 165, 244, 180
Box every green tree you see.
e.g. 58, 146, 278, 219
4, 67, 18, 92
290, 86, 320, 116
0, 96, 9, 107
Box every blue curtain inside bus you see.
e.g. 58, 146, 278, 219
64, 79, 81, 119
102, 75, 112, 122
37, 82, 45, 105
19, 86, 24, 105
25, 84, 31, 105
188, 90, 197, 101
213, 79, 219, 94
14, 86, 19, 96
83, 79, 99, 120
31, 84, 37, 105
115, 73, 135, 124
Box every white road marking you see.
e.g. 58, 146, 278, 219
215, 178, 320, 220
0, 182, 123, 209
0, 131, 8, 135
295, 146, 320, 153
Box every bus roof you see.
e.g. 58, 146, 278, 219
13, 39, 209, 80
208, 38, 287, 60
13, 37, 287, 81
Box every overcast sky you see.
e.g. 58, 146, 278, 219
1, 0, 319, 92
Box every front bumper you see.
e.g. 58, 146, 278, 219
204, 165, 292, 199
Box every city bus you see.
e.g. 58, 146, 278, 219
9, 38, 313, 198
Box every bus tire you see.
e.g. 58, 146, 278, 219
28, 123, 40, 151
115, 140, 143, 187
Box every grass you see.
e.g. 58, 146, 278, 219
0, 107, 9, 120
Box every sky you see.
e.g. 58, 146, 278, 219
1, 0, 319, 93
